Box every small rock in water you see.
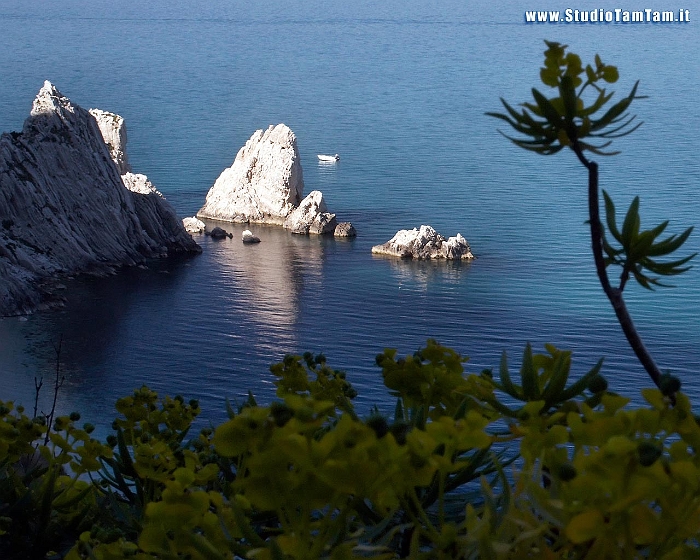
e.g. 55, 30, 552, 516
207, 226, 232, 239
283, 190, 337, 235
242, 230, 261, 244
183, 216, 206, 234
334, 222, 356, 238
371, 225, 474, 260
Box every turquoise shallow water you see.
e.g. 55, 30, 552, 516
0, 0, 698, 430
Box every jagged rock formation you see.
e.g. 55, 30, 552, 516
371, 225, 474, 260
0, 81, 199, 315
283, 191, 337, 235
197, 124, 304, 224
89, 108, 131, 174
197, 124, 353, 236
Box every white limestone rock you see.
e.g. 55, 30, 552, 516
89, 108, 131, 174
0, 81, 200, 315
443, 233, 472, 259
283, 191, 337, 235
371, 225, 474, 260
197, 124, 304, 224
242, 230, 261, 244
183, 217, 206, 233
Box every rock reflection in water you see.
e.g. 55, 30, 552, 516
197, 221, 325, 354
381, 256, 472, 292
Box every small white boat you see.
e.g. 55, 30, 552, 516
318, 154, 340, 162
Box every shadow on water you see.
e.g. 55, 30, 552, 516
0, 224, 335, 430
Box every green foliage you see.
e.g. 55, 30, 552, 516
8, 339, 700, 558
0, 402, 111, 559
486, 40, 645, 156
602, 191, 696, 289
487, 40, 695, 393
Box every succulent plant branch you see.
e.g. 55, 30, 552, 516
570, 136, 663, 388
487, 41, 695, 393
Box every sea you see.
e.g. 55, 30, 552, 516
0, 0, 698, 434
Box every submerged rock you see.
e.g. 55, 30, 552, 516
242, 230, 261, 244
197, 124, 304, 224
183, 217, 206, 233
0, 81, 199, 315
283, 191, 337, 235
371, 225, 474, 260
334, 222, 357, 238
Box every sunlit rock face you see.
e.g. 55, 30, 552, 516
89, 108, 131, 174
197, 124, 354, 236
283, 190, 337, 235
197, 124, 304, 225
0, 81, 199, 315
371, 225, 474, 260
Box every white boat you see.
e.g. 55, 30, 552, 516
318, 154, 340, 162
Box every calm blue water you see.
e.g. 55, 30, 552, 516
0, 0, 698, 432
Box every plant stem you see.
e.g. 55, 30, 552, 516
44, 335, 65, 444
570, 142, 664, 391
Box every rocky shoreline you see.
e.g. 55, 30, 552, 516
0, 82, 200, 316
0, 84, 474, 315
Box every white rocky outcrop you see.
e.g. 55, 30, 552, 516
183, 217, 206, 233
0, 81, 199, 315
371, 225, 474, 260
283, 191, 337, 235
197, 124, 304, 224
197, 124, 354, 236
89, 108, 131, 174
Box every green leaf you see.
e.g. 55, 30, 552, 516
540, 66, 560, 87
580, 89, 614, 117
498, 351, 518, 398
566, 510, 605, 543
531, 88, 562, 128
394, 398, 404, 422
585, 64, 596, 83
116, 427, 137, 478
647, 226, 694, 257
603, 190, 622, 243
542, 351, 572, 406
590, 80, 640, 132
520, 343, 539, 400
602, 65, 619, 83
621, 196, 641, 245
558, 358, 604, 401
629, 230, 656, 261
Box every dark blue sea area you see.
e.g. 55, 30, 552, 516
0, 0, 698, 433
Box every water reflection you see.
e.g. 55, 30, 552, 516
196, 221, 326, 353
376, 255, 472, 291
